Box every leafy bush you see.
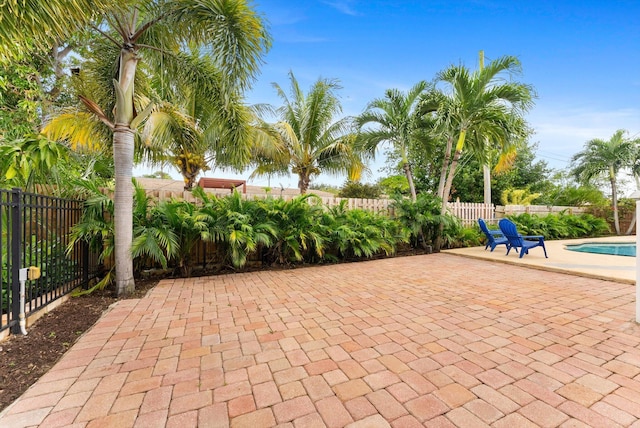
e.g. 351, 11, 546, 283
506, 212, 610, 239
501, 188, 541, 205
258, 194, 326, 265
321, 202, 408, 260
442, 224, 483, 249
378, 175, 409, 196
196, 188, 275, 269
391, 193, 457, 248
338, 181, 382, 199
68, 182, 438, 286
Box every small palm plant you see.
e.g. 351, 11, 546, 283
392, 193, 457, 249
152, 199, 210, 277
68, 179, 178, 292
194, 187, 275, 269
259, 194, 326, 264
322, 202, 408, 259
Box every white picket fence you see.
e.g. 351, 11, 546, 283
446, 202, 495, 226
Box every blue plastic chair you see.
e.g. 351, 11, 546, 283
478, 218, 511, 252
498, 218, 548, 258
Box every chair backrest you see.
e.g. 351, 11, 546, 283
498, 218, 524, 246
478, 218, 497, 243
478, 218, 491, 234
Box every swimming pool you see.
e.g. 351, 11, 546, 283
565, 242, 636, 257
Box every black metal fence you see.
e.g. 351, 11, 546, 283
0, 188, 100, 334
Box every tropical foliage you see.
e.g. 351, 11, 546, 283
338, 181, 382, 199
11, 0, 271, 295
68, 185, 415, 290
500, 189, 541, 206
252, 71, 364, 194
505, 212, 610, 239
356, 81, 432, 201
571, 129, 640, 235
391, 193, 458, 249
423, 56, 535, 209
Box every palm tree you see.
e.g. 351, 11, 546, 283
431, 56, 534, 212
252, 71, 364, 194
571, 129, 638, 235
12, 1, 270, 295
355, 81, 431, 201
0, 0, 117, 62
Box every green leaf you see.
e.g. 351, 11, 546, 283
5, 164, 17, 179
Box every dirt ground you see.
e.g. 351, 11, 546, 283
0, 280, 158, 412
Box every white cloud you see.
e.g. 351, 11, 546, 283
322, 1, 359, 16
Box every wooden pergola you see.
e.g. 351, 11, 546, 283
197, 177, 247, 193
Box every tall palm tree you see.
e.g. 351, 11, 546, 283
432, 56, 534, 213
571, 129, 638, 235
356, 81, 431, 201
252, 71, 364, 194
9, 1, 270, 295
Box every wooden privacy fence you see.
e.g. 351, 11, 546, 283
145, 189, 394, 214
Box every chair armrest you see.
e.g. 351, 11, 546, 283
488, 230, 503, 236
522, 235, 544, 241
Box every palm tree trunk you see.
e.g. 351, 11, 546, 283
625, 209, 636, 235
610, 172, 620, 235
437, 136, 453, 199
112, 48, 138, 295
483, 163, 491, 205
298, 173, 310, 194
440, 149, 462, 215
434, 149, 462, 251
113, 124, 135, 295
403, 162, 417, 202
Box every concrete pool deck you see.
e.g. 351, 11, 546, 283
446, 235, 636, 284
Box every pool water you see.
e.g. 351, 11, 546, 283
565, 242, 636, 257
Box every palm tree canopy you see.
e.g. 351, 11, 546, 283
43, 1, 271, 173
571, 129, 637, 183
356, 80, 430, 161
252, 71, 364, 192
0, 0, 119, 61
434, 55, 534, 155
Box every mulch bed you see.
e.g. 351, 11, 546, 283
0, 280, 158, 412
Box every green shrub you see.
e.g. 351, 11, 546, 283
321, 202, 408, 260
506, 212, 610, 239
338, 180, 382, 199
391, 193, 457, 248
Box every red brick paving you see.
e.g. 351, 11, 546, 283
2, 254, 640, 426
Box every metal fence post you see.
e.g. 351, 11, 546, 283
82, 240, 89, 288
10, 188, 22, 334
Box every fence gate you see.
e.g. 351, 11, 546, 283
0, 188, 100, 335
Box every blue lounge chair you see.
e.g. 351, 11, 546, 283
498, 218, 548, 258
478, 218, 511, 252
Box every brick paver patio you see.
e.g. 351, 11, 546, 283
1, 253, 640, 427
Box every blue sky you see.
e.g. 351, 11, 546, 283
146, 1, 640, 188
